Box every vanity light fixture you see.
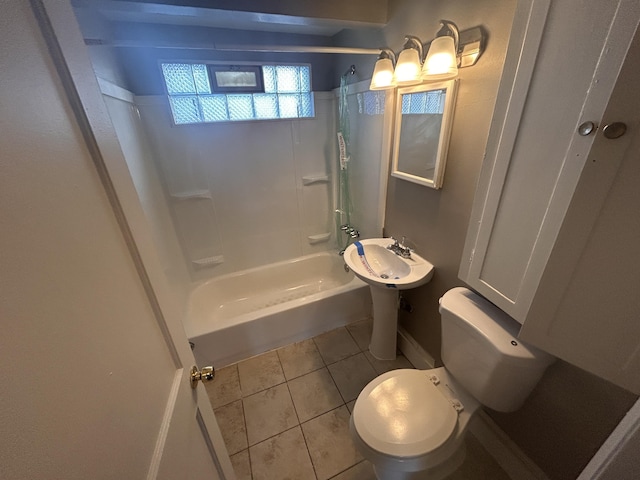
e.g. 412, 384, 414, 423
394, 36, 424, 86
422, 20, 459, 81
370, 22, 485, 89
369, 49, 397, 90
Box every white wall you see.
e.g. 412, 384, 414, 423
137, 94, 338, 278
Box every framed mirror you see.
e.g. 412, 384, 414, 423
391, 79, 458, 189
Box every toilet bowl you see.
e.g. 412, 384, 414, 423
350, 287, 554, 479
350, 367, 478, 480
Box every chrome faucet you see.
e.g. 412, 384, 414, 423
387, 236, 412, 258
340, 224, 360, 239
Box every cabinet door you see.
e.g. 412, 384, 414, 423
520, 27, 640, 395
459, 0, 639, 322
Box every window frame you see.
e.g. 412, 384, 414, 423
208, 65, 264, 93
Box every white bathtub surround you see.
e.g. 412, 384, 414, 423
136, 93, 340, 279
99, 79, 192, 312
187, 252, 371, 367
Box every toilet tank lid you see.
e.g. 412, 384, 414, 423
439, 287, 554, 364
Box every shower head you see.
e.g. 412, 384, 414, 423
344, 65, 356, 76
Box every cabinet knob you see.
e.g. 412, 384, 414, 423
578, 121, 597, 136
602, 122, 627, 139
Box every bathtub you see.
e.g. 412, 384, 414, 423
186, 252, 371, 368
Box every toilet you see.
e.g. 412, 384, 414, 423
350, 287, 555, 480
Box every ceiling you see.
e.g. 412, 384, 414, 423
73, 0, 389, 36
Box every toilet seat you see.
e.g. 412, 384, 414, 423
352, 369, 458, 458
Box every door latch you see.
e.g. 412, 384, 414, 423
190, 365, 215, 389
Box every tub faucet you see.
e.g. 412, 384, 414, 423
387, 237, 412, 258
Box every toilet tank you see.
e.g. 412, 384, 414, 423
439, 287, 555, 412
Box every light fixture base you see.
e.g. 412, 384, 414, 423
458, 26, 485, 68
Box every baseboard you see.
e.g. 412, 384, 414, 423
397, 327, 549, 480
471, 411, 549, 480
397, 326, 436, 369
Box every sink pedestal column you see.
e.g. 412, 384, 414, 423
369, 287, 399, 360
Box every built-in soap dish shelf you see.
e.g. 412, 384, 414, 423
307, 233, 331, 245
192, 255, 224, 269
170, 190, 212, 201
302, 175, 330, 186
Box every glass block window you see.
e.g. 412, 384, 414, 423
161, 63, 314, 125
362, 91, 386, 116
401, 89, 446, 115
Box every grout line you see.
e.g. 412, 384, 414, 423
286, 381, 319, 480
225, 326, 375, 477
239, 398, 250, 464
279, 340, 318, 479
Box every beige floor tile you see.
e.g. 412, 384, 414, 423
237, 350, 285, 396
230, 450, 252, 480
364, 351, 414, 375
327, 353, 378, 402
346, 318, 373, 352
205, 364, 242, 409
243, 383, 299, 445
313, 327, 360, 364
289, 368, 344, 422
302, 406, 363, 480
214, 400, 247, 455
330, 460, 376, 480
249, 427, 316, 480
277, 338, 325, 380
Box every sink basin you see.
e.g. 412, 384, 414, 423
343, 238, 434, 290
343, 238, 435, 361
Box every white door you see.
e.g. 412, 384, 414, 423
0, 1, 234, 479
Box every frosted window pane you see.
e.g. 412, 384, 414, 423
401, 94, 411, 114
299, 66, 311, 92
276, 66, 299, 93
363, 91, 385, 115
169, 96, 201, 124
401, 90, 445, 115
192, 64, 211, 94
263, 66, 276, 93
254, 94, 279, 118
299, 93, 314, 117
200, 95, 228, 121
278, 94, 299, 118
410, 93, 427, 113
162, 64, 196, 94
214, 71, 258, 87
426, 90, 445, 113
227, 94, 254, 120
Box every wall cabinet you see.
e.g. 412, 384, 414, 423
460, 0, 640, 394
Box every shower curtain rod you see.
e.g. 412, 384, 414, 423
84, 38, 381, 55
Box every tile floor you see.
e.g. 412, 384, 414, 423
205, 318, 510, 480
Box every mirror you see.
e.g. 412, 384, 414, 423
391, 79, 458, 189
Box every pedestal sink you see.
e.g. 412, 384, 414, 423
343, 238, 434, 360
